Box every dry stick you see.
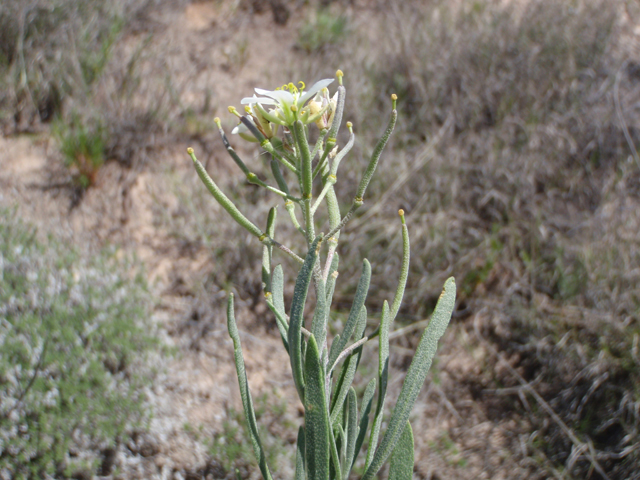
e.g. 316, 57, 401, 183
473, 311, 611, 480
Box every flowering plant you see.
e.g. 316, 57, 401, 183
187, 70, 456, 480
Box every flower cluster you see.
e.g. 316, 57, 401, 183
231, 75, 340, 142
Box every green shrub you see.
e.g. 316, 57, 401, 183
0, 208, 157, 478
298, 9, 348, 53
53, 114, 106, 188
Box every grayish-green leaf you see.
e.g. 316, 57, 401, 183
262, 207, 277, 294
329, 259, 371, 367
265, 298, 289, 353
365, 301, 390, 470
295, 426, 305, 480
390, 216, 410, 323
388, 422, 414, 480
330, 306, 367, 424
325, 253, 339, 311
304, 335, 331, 480
311, 274, 328, 355
272, 264, 286, 320
354, 378, 376, 468
362, 277, 456, 480
344, 388, 358, 480
226, 294, 274, 480
289, 237, 320, 401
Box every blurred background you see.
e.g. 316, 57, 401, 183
1, 0, 639, 478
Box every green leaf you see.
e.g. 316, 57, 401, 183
226, 294, 274, 480
325, 253, 339, 313
362, 277, 456, 480
353, 377, 376, 468
289, 238, 320, 401
272, 265, 286, 320
295, 426, 306, 480
365, 301, 390, 470
265, 298, 289, 353
344, 388, 358, 480
330, 306, 367, 424
262, 207, 277, 294
190, 149, 264, 239
390, 215, 410, 323
388, 422, 414, 480
310, 274, 327, 356
329, 259, 371, 367
355, 105, 397, 200
304, 335, 331, 480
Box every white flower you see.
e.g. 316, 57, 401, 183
240, 78, 334, 127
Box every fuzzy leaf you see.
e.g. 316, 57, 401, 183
344, 388, 359, 480
304, 335, 331, 480
295, 426, 305, 480
226, 294, 274, 480
353, 377, 376, 465
365, 301, 390, 470
362, 277, 456, 480
329, 259, 371, 367
388, 422, 414, 480
330, 306, 367, 424
289, 238, 320, 401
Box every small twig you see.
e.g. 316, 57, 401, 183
328, 336, 369, 374
265, 237, 304, 264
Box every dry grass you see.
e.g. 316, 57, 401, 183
3, 0, 640, 478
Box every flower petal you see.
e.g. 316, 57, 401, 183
254, 88, 295, 106
298, 78, 334, 106
241, 96, 278, 105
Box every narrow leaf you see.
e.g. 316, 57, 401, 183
353, 378, 376, 466
289, 237, 320, 401
329, 259, 371, 367
390, 212, 410, 323
325, 253, 340, 308
304, 335, 331, 480
365, 301, 391, 470
330, 306, 367, 424
295, 426, 306, 480
189, 149, 264, 239
355, 103, 397, 200
272, 264, 287, 321
265, 298, 289, 353
388, 422, 414, 480
362, 277, 456, 480
310, 274, 328, 355
226, 294, 274, 480
262, 207, 277, 293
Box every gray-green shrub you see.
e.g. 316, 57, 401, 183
0, 208, 156, 478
